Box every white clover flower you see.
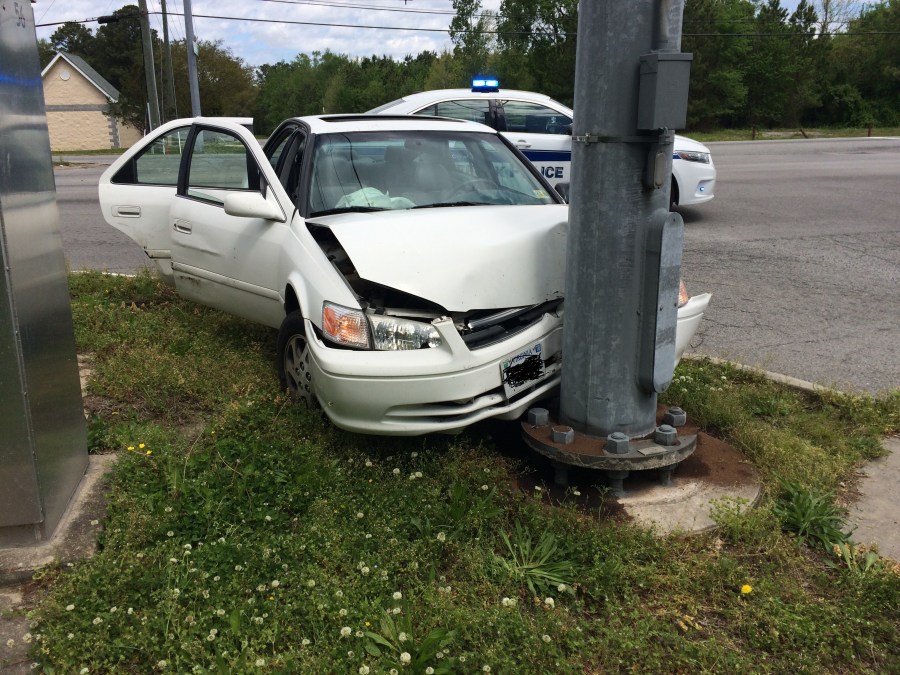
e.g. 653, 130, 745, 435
425, 668, 434, 675
542, 634, 552, 643
6, 638, 15, 647
157, 660, 167, 668
414, 472, 423, 479
573, 489, 582, 496
411, 452, 418, 458
90, 520, 99, 526
340, 627, 352, 638
183, 544, 192, 550
169, 558, 178, 564
359, 666, 370, 675
459, 656, 466, 663
392, 607, 401, 614
361, 567, 370, 575
213, 576, 221, 582
235, 565, 243, 571
390, 670, 399, 675
271, 580, 280, 588
166, 531, 174, 537
356, 512, 364, 519
393, 591, 403, 601
127, 608, 134, 615
365, 460, 373, 467
257, 584, 267, 592
557, 583, 567, 592
483, 666, 491, 672
255, 658, 265, 667
307, 580, 316, 588
392, 468, 400, 475
67, 633, 74, 639
480, 485, 489, 491
164, 506, 172, 513
339, 608, 348, 617
216, 609, 226, 617
355, 630, 364, 638
92, 617, 102, 626
80, 669, 89, 674
218, 537, 226, 544
544, 597, 555, 608
436, 532, 446, 542
398, 632, 408, 642
253, 617, 264, 625
265, 515, 272, 522
22, 634, 32, 644
65, 604, 75, 611
301, 638, 311, 646
400, 652, 411, 665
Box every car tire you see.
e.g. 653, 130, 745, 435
670, 177, 679, 211
277, 310, 318, 408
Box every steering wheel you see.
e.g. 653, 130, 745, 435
447, 178, 499, 200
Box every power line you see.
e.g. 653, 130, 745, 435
35, 13, 900, 38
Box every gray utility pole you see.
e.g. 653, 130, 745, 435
183, 0, 202, 116
560, 0, 690, 439
160, 0, 178, 122
137, 0, 161, 129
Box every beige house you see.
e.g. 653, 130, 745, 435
41, 52, 144, 151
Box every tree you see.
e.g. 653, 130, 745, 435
50, 21, 95, 57
170, 39, 257, 119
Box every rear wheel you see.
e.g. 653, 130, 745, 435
277, 311, 317, 408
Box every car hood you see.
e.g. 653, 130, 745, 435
674, 135, 711, 154
311, 205, 568, 312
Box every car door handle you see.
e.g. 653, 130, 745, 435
173, 219, 192, 234
515, 139, 532, 149
113, 205, 141, 217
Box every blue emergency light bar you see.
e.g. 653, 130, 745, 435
471, 77, 500, 93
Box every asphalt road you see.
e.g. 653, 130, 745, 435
679, 137, 899, 393
52, 137, 900, 393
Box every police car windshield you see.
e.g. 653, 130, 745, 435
307, 130, 556, 215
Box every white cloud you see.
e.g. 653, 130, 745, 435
32, 0, 504, 66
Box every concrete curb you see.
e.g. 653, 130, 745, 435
683, 353, 833, 394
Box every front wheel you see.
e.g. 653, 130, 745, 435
669, 177, 680, 211
277, 311, 318, 408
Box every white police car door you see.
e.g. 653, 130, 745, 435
498, 100, 572, 184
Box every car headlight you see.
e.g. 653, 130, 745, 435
323, 302, 371, 349
675, 151, 710, 164
370, 314, 442, 350
322, 302, 442, 350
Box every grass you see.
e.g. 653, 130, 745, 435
685, 126, 900, 142
20, 271, 900, 673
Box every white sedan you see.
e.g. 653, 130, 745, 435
369, 85, 716, 207
99, 115, 710, 435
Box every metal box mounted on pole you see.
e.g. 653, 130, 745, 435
1, 1, 89, 546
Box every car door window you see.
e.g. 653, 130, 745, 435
113, 126, 190, 185
185, 128, 260, 204
501, 101, 572, 135
416, 99, 492, 126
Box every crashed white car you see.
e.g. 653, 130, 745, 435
99, 115, 710, 435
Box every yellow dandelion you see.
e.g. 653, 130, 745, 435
127, 446, 134, 451
146, 450, 152, 456
740, 584, 753, 595
139, 443, 145, 449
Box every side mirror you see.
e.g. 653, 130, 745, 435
223, 192, 286, 222
554, 182, 570, 204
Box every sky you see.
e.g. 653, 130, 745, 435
33, 0, 504, 67
32, 0, 813, 69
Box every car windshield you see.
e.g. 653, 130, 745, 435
307, 130, 555, 216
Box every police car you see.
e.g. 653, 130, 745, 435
369, 79, 716, 207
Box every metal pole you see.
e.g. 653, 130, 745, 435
183, 0, 202, 116
559, 0, 685, 439
160, 0, 178, 121
137, 0, 161, 129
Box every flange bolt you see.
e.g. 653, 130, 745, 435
654, 424, 678, 446
551, 425, 575, 444
606, 431, 630, 454
663, 406, 687, 427
527, 407, 549, 426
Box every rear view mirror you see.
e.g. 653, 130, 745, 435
554, 182, 570, 203
224, 192, 285, 222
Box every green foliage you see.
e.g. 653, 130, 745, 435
827, 542, 883, 578
27, 274, 900, 672
773, 482, 850, 551
492, 521, 577, 598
